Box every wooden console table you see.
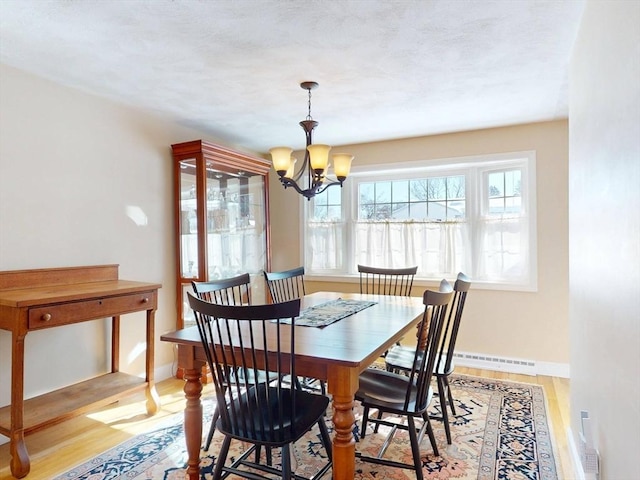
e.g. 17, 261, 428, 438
0, 265, 162, 478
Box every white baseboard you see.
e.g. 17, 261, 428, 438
453, 350, 570, 378
155, 362, 176, 382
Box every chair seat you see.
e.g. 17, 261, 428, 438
218, 384, 330, 446
356, 368, 433, 415
231, 367, 280, 384
385, 346, 455, 375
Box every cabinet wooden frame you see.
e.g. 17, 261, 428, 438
171, 140, 272, 331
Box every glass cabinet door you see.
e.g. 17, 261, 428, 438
173, 140, 271, 328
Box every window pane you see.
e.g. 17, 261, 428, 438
449, 200, 466, 218
375, 203, 391, 219
313, 205, 328, 219
410, 179, 428, 201
391, 202, 409, 219
409, 201, 428, 219
327, 185, 342, 204
428, 177, 446, 200
505, 170, 521, 197
488, 172, 503, 197
447, 175, 465, 200
359, 204, 375, 219
376, 182, 391, 202
360, 183, 375, 205
427, 201, 447, 220
392, 180, 409, 202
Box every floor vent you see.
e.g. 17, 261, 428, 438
453, 351, 537, 375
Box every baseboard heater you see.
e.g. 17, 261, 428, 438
453, 351, 537, 376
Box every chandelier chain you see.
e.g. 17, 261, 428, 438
306, 87, 313, 121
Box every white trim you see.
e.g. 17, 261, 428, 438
155, 362, 177, 382
567, 427, 598, 480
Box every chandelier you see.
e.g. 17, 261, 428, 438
269, 82, 353, 200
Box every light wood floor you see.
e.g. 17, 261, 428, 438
0, 368, 573, 480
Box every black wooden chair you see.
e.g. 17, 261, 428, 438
358, 264, 418, 354
355, 280, 454, 480
263, 266, 306, 303
384, 272, 471, 444
263, 267, 325, 395
192, 273, 277, 451
357, 264, 418, 296
188, 293, 333, 480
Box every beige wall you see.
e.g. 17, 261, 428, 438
269, 120, 570, 370
0, 64, 256, 414
569, 1, 640, 478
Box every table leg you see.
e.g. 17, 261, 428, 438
145, 309, 160, 414
327, 366, 360, 480
183, 363, 204, 480
10, 331, 29, 478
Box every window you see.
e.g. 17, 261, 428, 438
304, 151, 537, 290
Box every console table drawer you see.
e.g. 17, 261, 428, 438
28, 291, 157, 329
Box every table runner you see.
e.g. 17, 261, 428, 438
280, 298, 377, 327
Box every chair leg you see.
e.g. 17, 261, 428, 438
281, 444, 292, 480
213, 435, 231, 478
318, 419, 333, 461
361, 406, 370, 438
204, 408, 219, 450
444, 375, 456, 415
437, 376, 452, 444
373, 410, 383, 433
422, 412, 439, 457
407, 416, 424, 480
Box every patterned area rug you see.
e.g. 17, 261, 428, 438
54, 374, 558, 480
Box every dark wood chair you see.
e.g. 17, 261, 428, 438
355, 280, 454, 480
384, 272, 471, 444
187, 294, 332, 480
263, 267, 325, 395
192, 273, 277, 452
263, 266, 306, 303
357, 264, 418, 296
358, 264, 418, 354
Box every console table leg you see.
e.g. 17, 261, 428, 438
145, 309, 160, 414
10, 430, 30, 479
10, 331, 29, 478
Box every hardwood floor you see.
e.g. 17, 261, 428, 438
0, 368, 573, 480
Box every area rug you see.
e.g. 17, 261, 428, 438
54, 374, 558, 480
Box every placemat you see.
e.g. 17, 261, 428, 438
281, 298, 377, 327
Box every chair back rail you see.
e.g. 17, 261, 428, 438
264, 266, 306, 303
192, 272, 252, 306
358, 264, 418, 296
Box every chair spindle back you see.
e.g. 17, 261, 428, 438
358, 264, 418, 296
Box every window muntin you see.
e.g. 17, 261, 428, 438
304, 152, 536, 290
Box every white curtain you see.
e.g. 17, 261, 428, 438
475, 215, 529, 282
354, 221, 469, 277
307, 221, 345, 271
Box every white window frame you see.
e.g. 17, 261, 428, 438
302, 151, 537, 291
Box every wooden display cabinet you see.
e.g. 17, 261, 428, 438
171, 140, 272, 331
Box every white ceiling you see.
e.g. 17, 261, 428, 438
0, 0, 585, 154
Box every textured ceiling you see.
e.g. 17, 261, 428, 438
0, 0, 585, 154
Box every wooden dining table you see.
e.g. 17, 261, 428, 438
160, 291, 425, 480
